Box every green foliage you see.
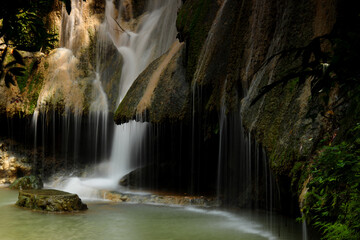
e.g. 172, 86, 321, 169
0, 47, 26, 87
0, 1, 57, 52
303, 124, 360, 239
0, 0, 61, 88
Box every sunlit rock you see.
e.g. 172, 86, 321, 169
0, 142, 32, 185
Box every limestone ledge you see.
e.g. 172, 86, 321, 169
101, 190, 218, 207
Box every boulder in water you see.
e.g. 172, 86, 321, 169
9, 175, 43, 190
16, 189, 88, 212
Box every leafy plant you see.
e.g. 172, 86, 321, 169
303, 124, 360, 239
0, 0, 80, 88
0, 47, 26, 87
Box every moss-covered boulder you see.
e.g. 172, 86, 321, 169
114, 41, 190, 124
16, 189, 87, 212
9, 175, 43, 190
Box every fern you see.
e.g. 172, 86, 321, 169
303, 124, 360, 239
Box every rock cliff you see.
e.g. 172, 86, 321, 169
114, 0, 360, 214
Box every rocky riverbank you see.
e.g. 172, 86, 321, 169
0, 140, 32, 185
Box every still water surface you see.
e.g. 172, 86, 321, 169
0, 188, 307, 240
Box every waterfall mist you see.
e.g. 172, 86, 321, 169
28, 0, 182, 198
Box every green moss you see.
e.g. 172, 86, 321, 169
16, 61, 35, 93
288, 77, 299, 93
269, 149, 294, 175
27, 72, 44, 114
16, 189, 88, 212
44, 61, 49, 70
289, 161, 309, 195
9, 175, 43, 190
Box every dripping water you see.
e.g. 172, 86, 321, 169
44, 0, 181, 198
106, 0, 181, 184
302, 213, 308, 240
217, 78, 227, 204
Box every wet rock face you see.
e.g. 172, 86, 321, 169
16, 189, 88, 212
131, 0, 147, 18
9, 176, 43, 190
114, 0, 147, 20
113, 0, 343, 213
239, 0, 338, 177
174, 0, 338, 173
176, 0, 221, 81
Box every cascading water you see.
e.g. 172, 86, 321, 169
31, 0, 97, 184
88, 73, 109, 164
217, 78, 227, 203
186, 0, 278, 213
44, 0, 181, 198
105, 0, 180, 183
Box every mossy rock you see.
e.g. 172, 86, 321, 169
9, 176, 44, 190
16, 189, 88, 212
114, 42, 190, 124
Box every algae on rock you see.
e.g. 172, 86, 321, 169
16, 189, 88, 212
9, 175, 43, 190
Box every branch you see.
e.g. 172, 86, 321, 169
248, 34, 332, 106
0, 46, 8, 70
250, 68, 315, 106
249, 35, 331, 84
110, 17, 130, 37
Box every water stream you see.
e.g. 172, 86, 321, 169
0, 188, 307, 240
1, 1, 319, 239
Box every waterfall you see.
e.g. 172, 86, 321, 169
217, 78, 227, 204
105, 0, 180, 183
187, 0, 278, 208
31, 0, 91, 177
302, 213, 308, 240
88, 73, 109, 165
42, 0, 181, 198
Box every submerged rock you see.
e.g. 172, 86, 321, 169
16, 189, 88, 212
9, 176, 43, 190
101, 190, 217, 207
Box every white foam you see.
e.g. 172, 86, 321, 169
47, 177, 118, 200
